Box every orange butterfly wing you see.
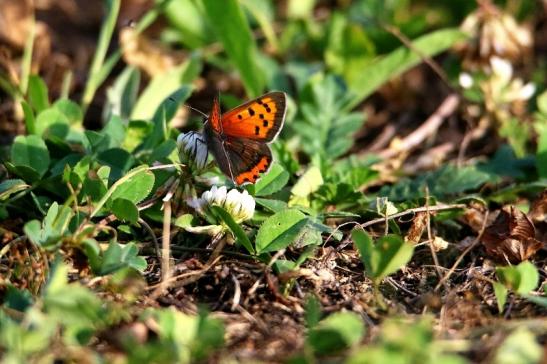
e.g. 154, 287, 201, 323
219, 91, 286, 141
204, 92, 286, 185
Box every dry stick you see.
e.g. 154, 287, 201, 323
138, 218, 160, 258
378, 93, 460, 159
325, 203, 466, 246
424, 187, 444, 285
381, 23, 456, 91
434, 210, 490, 292
159, 198, 172, 294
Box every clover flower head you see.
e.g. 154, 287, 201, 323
177, 131, 208, 170
457, 5, 532, 67
187, 185, 255, 224
486, 56, 535, 105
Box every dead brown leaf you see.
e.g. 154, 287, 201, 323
481, 206, 544, 263
120, 27, 186, 77
528, 189, 547, 223
404, 211, 427, 244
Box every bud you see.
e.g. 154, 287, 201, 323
177, 131, 209, 171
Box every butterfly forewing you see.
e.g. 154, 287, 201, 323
203, 91, 286, 185
220, 92, 286, 142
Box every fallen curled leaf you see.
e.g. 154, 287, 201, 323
481, 206, 544, 263
404, 211, 427, 244
528, 189, 547, 223
120, 27, 186, 77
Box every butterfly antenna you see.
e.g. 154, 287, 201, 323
185, 105, 209, 119
167, 97, 209, 119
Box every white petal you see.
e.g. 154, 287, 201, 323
490, 56, 513, 84
202, 189, 213, 203
212, 186, 227, 205
187, 197, 205, 210
224, 189, 241, 212
518, 83, 535, 100
459, 73, 474, 89
239, 192, 255, 220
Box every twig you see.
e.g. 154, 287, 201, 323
434, 210, 490, 291
381, 23, 455, 91
362, 203, 467, 229
378, 94, 460, 159
138, 218, 159, 258
231, 273, 242, 311
424, 187, 444, 285
325, 203, 466, 246
158, 198, 172, 294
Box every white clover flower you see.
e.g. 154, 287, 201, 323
187, 186, 255, 224
177, 131, 208, 170
457, 6, 532, 66
459, 72, 474, 89
490, 56, 513, 85
485, 56, 535, 106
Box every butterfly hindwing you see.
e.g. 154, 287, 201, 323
220, 92, 286, 142
204, 130, 272, 185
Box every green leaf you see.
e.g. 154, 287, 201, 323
210, 205, 254, 254
255, 198, 288, 213
352, 229, 414, 280
325, 12, 375, 81
290, 166, 324, 207
493, 328, 543, 364
256, 209, 307, 254
24, 202, 73, 249
109, 167, 155, 204
287, 0, 316, 19
496, 261, 539, 295
202, 0, 264, 97
21, 100, 36, 134
96, 148, 134, 181
535, 118, 547, 179
81, 0, 121, 111
307, 312, 365, 355
131, 58, 199, 120
91, 166, 154, 218
27, 75, 49, 112
240, 0, 279, 51
493, 282, 508, 314
254, 164, 290, 196
381, 164, 491, 201
536, 90, 547, 114
54, 98, 83, 125
304, 295, 321, 329
499, 118, 529, 158
346, 28, 467, 110
163, 0, 214, 49
20, 18, 35, 94
0, 179, 30, 201
10, 135, 50, 178
295, 74, 364, 159
112, 198, 139, 224
104, 66, 140, 122
101, 242, 147, 275
139, 85, 194, 150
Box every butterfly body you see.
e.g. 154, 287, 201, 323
203, 92, 287, 185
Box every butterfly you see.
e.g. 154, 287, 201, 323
203, 91, 287, 185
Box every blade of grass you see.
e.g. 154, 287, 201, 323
20, 16, 36, 95
80, 0, 175, 115
240, 0, 279, 52
202, 0, 265, 97
81, 0, 121, 112
345, 28, 466, 111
